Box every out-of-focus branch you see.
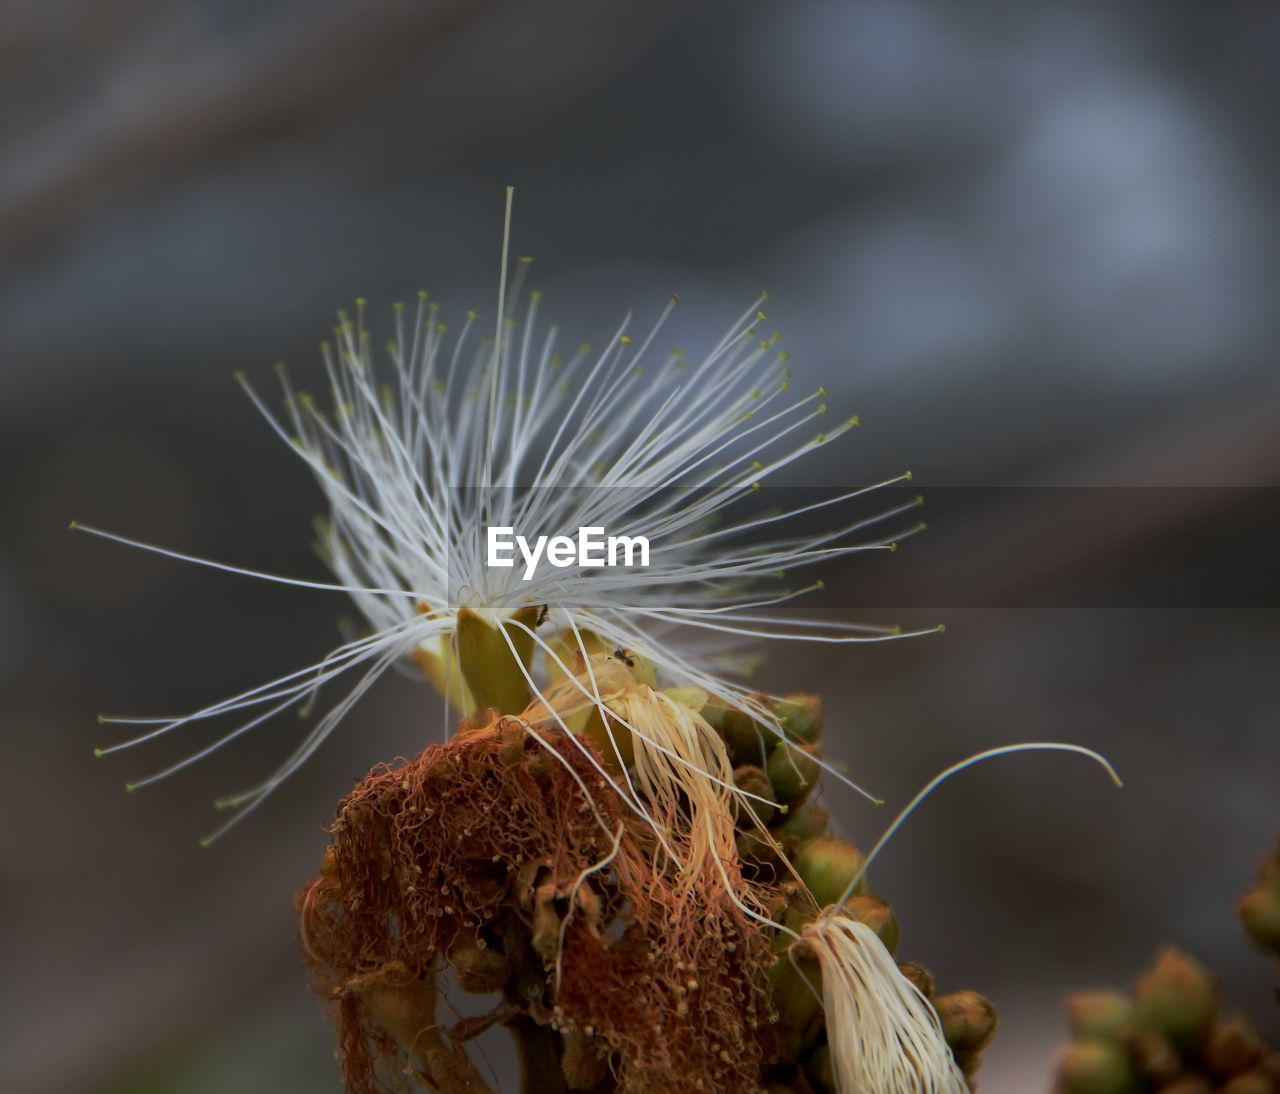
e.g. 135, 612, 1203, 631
0, 0, 683, 260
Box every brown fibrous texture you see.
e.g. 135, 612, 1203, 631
296, 714, 778, 1094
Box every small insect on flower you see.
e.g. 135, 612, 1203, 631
76, 190, 932, 841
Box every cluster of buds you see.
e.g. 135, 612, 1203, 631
1238, 838, 1280, 963
297, 656, 998, 1093
711, 695, 999, 1092
1054, 837, 1280, 1094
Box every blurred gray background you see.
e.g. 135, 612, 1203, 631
2, 1, 1277, 1092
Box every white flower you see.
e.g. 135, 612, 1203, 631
79, 264, 931, 839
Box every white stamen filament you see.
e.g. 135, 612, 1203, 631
804, 915, 967, 1094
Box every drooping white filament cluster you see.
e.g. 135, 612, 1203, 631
82, 281, 927, 837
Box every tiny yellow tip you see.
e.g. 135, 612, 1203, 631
815, 579, 825, 590
849, 415, 860, 427
417, 289, 428, 300
817, 386, 827, 397
96, 714, 106, 725
817, 404, 827, 414
233, 370, 247, 383
757, 310, 767, 321
124, 783, 138, 794
355, 297, 367, 307
198, 836, 215, 849
671, 292, 681, 303
68, 519, 79, 530
904, 469, 914, 481
751, 481, 762, 490
467, 309, 478, 321
751, 461, 763, 470
888, 542, 898, 552
760, 289, 770, 300
620, 335, 633, 345
935, 623, 947, 635
914, 495, 924, 506
918, 521, 928, 532
93, 747, 105, 758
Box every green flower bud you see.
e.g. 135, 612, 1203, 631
1238, 861, 1280, 954
768, 945, 823, 1056
1067, 991, 1135, 1042
712, 706, 769, 766
794, 836, 865, 910
774, 694, 822, 745
1057, 1039, 1140, 1094
767, 741, 822, 805
732, 765, 777, 827
934, 991, 998, 1056
1134, 947, 1219, 1048
773, 800, 831, 850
